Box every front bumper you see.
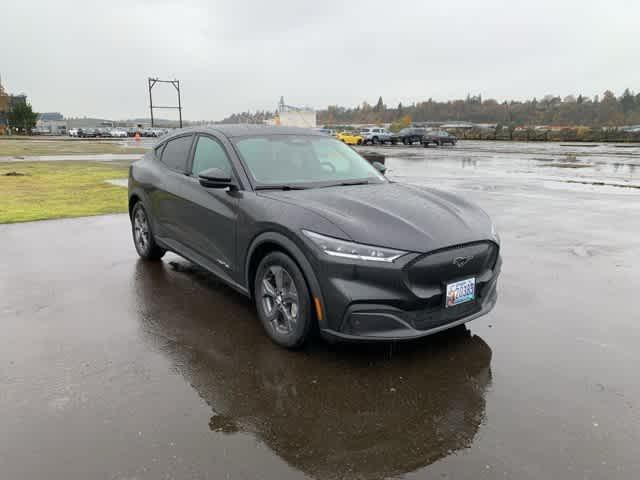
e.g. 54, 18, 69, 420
311, 241, 501, 342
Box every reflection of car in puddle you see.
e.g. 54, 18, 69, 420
134, 260, 493, 479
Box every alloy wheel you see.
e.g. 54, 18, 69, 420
133, 208, 150, 253
260, 265, 299, 335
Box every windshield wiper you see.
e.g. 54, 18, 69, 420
341, 180, 369, 186
255, 185, 307, 191
324, 180, 370, 187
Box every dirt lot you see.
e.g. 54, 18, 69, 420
1, 142, 639, 479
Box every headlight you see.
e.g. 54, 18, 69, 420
302, 230, 407, 263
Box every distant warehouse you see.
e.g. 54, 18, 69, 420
266, 96, 317, 128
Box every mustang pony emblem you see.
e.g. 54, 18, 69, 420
453, 256, 473, 268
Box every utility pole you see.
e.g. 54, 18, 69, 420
147, 78, 183, 128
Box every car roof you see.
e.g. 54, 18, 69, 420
163, 124, 324, 139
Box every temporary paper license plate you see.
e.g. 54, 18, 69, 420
445, 278, 475, 308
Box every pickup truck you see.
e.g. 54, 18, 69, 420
422, 130, 458, 147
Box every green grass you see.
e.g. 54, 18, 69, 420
0, 138, 147, 157
0, 161, 130, 223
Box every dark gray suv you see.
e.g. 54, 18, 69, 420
128, 125, 501, 348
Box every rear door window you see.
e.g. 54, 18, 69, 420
161, 135, 193, 172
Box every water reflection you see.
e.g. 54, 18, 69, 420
461, 157, 477, 168
133, 259, 493, 479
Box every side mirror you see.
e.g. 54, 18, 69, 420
198, 167, 233, 189
372, 161, 387, 175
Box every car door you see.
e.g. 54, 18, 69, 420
180, 133, 239, 275
151, 133, 195, 245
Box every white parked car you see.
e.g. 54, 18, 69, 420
110, 129, 128, 138
359, 127, 394, 145
68, 128, 79, 137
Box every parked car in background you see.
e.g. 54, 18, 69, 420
32, 127, 51, 135
391, 127, 427, 145
313, 128, 336, 136
110, 128, 128, 138
68, 128, 79, 137
336, 131, 364, 145
423, 130, 458, 147
359, 127, 393, 145
97, 128, 112, 138
78, 128, 99, 138
141, 128, 166, 138
128, 125, 501, 349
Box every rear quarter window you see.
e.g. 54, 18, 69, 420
160, 135, 193, 172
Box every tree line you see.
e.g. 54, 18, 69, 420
319, 90, 640, 127
219, 89, 640, 129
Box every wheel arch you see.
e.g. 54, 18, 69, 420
128, 187, 152, 219
128, 193, 141, 219
245, 232, 325, 323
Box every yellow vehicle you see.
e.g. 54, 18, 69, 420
335, 131, 363, 145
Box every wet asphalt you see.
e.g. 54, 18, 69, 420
1, 143, 640, 479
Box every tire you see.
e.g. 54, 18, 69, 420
254, 252, 313, 348
372, 137, 379, 145
423, 141, 429, 148
131, 203, 165, 261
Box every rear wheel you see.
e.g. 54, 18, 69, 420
254, 252, 312, 348
372, 137, 380, 145
131, 203, 165, 260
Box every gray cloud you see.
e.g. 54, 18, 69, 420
2, 0, 638, 120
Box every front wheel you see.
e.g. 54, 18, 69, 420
254, 252, 313, 348
131, 203, 165, 260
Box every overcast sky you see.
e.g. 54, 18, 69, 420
2, 0, 638, 121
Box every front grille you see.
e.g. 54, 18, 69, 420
402, 299, 482, 330
403, 241, 499, 308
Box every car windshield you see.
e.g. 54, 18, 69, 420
233, 134, 386, 188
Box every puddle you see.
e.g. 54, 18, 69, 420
105, 178, 127, 187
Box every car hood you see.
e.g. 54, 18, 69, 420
259, 182, 495, 253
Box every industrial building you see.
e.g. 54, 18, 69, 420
266, 97, 316, 128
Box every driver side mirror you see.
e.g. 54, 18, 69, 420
198, 167, 234, 189
372, 161, 387, 175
